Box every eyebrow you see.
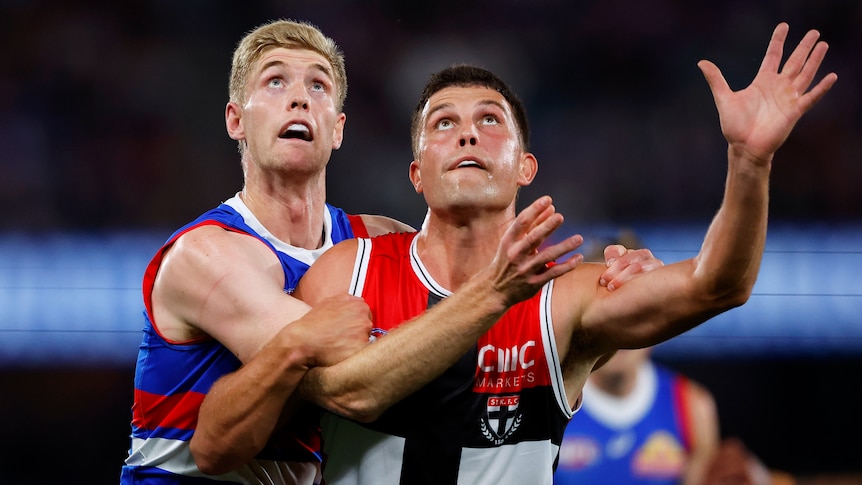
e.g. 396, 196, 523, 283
425, 98, 507, 123
258, 59, 334, 81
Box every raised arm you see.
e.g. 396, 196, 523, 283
296, 196, 583, 421
562, 23, 837, 360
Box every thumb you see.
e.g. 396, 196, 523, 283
698, 59, 731, 101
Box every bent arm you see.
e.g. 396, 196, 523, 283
190, 215, 413, 473
157, 228, 370, 474
297, 196, 584, 422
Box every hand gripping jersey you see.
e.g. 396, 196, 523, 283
320, 232, 575, 485
121, 195, 367, 485
554, 361, 694, 485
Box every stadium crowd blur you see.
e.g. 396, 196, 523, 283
2, 0, 860, 233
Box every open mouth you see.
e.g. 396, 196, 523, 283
456, 160, 482, 169
279, 123, 312, 141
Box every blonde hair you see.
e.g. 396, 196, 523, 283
229, 19, 347, 111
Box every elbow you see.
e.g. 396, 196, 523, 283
324, 394, 387, 424
708, 279, 755, 312
344, 409, 383, 424
190, 435, 247, 476
728, 285, 753, 308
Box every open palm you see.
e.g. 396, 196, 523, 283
699, 23, 838, 164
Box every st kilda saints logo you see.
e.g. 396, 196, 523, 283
480, 395, 522, 445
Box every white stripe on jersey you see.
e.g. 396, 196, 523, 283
538, 280, 577, 418
320, 414, 561, 485
125, 436, 319, 484
224, 194, 336, 267
349, 237, 372, 297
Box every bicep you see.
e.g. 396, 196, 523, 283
557, 260, 703, 353
154, 227, 310, 362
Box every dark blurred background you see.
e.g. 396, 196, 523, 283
1, 1, 860, 483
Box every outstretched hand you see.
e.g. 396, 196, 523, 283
488, 196, 584, 306
698, 22, 837, 163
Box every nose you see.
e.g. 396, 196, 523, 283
290, 97, 309, 110
459, 128, 477, 147
287, 83, 309, 110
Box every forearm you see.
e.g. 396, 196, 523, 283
301, 272, 509, 422
190, 343, 308, 475
695, 148, 771, 304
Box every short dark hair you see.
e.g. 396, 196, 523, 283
410, 65, 530, 158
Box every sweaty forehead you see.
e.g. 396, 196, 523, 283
254, 47, 333, 76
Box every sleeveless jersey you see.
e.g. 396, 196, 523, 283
320, 232, 575, 485
554, 361, 693, 484
121, 195, 368, 485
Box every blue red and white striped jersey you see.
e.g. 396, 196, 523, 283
121, 194, 367, 485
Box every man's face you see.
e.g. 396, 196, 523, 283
229, 47, 345, 175
410, 86, 534, 213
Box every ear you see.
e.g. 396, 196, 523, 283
226, 102, 244, 141
409, 160, 423, 194
332, 112, 347, 150
517, 152, 538, 187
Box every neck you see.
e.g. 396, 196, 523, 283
240, 171, 327, 249
415, 206, 516, 291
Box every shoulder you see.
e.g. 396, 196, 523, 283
167, 224, 270, 270
357, 214, 416, 237
549, 262, 611, 326
680, 376, 717, 413
675, 373, 718, 440
156, 225, 281, 301
294, 238, 360, 305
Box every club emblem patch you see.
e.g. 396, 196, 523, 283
481, 395, 522, 444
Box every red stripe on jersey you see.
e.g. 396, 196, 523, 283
348, 214, 369, 238
672, 376, 693, 451
132, 388, 206, 431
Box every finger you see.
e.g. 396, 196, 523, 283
598, 250, 633, 286
603, 244, 627, 265
530, 253, 583, 284
502, 199, 553, 254
780, 28, 821, 76
604, 263, 644, 291
698, 60, 730, 104
499, 196, 554, 253
533, 234, 583, 267
759, 22, 789, 74
599, 249, 663, 288
512, 196, 553, 238
794, 40, 829, 90
518, 208, 563, 255
799, 71, 838, 113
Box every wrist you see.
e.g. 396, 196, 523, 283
462, 268, 511, 315
268, 325, 313, 375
